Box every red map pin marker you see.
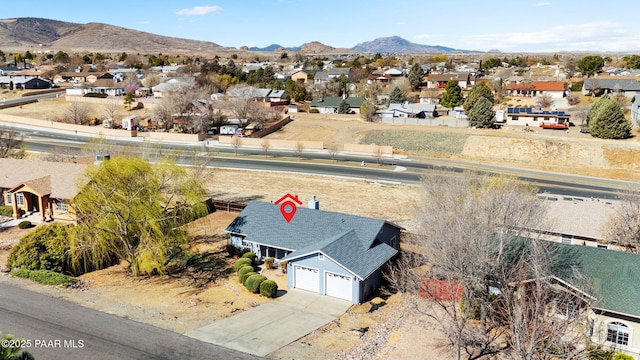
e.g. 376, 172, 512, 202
275, 194, 302, 223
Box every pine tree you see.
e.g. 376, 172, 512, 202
588, 96, 632, 139
440, 80, 464, 108
468, 96, 496, 128
408, 63, 423, 90
463, 82, 494, 113
337, 99, 351, 114
388, 86, 406, 104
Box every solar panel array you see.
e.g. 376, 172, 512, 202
506, 107, 569, 117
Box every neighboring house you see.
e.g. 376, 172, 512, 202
0, 76, 53, 90
378, 103, 437, 119
87, 78, 124, 96
309, 96, 364, 114
547, 242, 640, 359
632, 95, 640, 127
314, 67, 351, 84
151, 77, 195, 98
225, 199, 402, 303
225, 86, 288, 103
426, 73, 477, 89
505, 107, 570, 127
582, 78, 640, 97
57, 66, 113, 84
0, 159, 88, 222
367, 73, 392, 85
506, 81, 566, 98
419, 88, 441, 104
149, 65, 182, 74
291, 70, 310, 84
383, 68, 405, 77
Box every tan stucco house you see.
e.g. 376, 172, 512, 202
0, 159, 88, 222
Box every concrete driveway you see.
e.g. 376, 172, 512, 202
186, 289, 352, 356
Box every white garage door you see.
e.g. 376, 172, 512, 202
293, 265, 319, 293
325, 272, 352, 301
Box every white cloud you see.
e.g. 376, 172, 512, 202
175, 6, 223, 16
397, 21, 407, 25
535, 2, 551, 6
414, 34, 439, 40
460, 22, 640, 52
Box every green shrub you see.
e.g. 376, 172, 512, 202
226, 244, 240, 257
260, 279, 278, 298
264, 257, 274, 269
240, 271, 258, 284
309, 108, 319, 113
586, 344, 614, 360
0, 205, 12, 217
9, 268, 31, 279
242, 252, 256, 260
18, 221, 32, 229
570, 81, 583, 92
7, 223, 72, 274
10, 268, 76, 286
237, 265, 254, 280
244, 274, 267, 293
613, 354, 634, 360
233, 258, 252, 271
83, 92, 108, 98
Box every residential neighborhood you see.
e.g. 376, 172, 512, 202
1, 5, 640, 360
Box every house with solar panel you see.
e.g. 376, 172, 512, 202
225, 199, 402, 303
504, 107, 571, 128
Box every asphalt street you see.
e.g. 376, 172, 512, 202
0, 280, 260, 360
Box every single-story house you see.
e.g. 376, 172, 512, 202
313, 67, 351, 84
426, 73, 477, 89
151, 77, 195, 98
547, 242, 640, 359
0, 159, 88, 222
582, 78, 640, 97
0, 76, 53, 90
506, 81, 566, 98
505, 107, 570, 127
87, 78, 124, 96
378, 103, 437, 119
632, 95, 640, 127
309, 96, 364, 114
291, 70, 310, 84
148, 65, 182, 74
225, 199, 402, 303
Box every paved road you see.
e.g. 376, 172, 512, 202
4, 123, 635, 199
0, 280, 260, 360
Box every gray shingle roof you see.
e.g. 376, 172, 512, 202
584, 78, 640, 91
309, 96, 364, 108
549, 242, 640, 318
226, 201, 399, 279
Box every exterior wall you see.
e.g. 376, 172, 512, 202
506, 114, 566, 127
591, 311, 640, 358
286, 253, 359, 303
359, 268, 384, 303
379, 223, 402, 250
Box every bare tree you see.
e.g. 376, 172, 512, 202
327, 145, 338, 161
372, 145, 383, 165
0, 127, 25, 158
605, 187, 640, 253
218, 85, 262, 126
536, 93, 553, 109
261, 139, 271, 157
402, 172, 591, 360
102, 99, 120, 127
294, 141, 304, 158
231, 135, 242, 155
66, 102, 91, 125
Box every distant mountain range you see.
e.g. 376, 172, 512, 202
250, 36, 470, 54
0, 17, 472, 54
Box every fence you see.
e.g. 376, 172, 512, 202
208, 199, 247, 213
249, 116, 292, 138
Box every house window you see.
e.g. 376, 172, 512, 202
512, 116, 519, 121
544, 117, 550, 121
241, 240, 252, 248
15, 193, 24, 206
607, 322, 630, 346
318, 254, 324, 261
55, 201, 69, 213
561, 234, 573, 245
5, 192, 12, 205
533, 117, 538, 121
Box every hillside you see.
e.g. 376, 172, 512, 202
352, 36, 467, 53
0, 17, 233, 54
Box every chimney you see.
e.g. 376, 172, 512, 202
308, 195, 319, 210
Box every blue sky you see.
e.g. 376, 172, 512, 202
4, 0, 640, 52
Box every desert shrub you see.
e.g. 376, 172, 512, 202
260, 279, 278, 298
360, 130, 468, 154
586, 344, 614, 360
566, 94, 580, 105
0, 205, 12, 217
233, 258, 252, 271
264, 257, 274, 269
10, 268, 76, 286
7, 223, 73, 274
240, 271, 258, 284
570, 81, 583, 92
18, 221, 32, 229
242, 252, 256, 260
309, 108, 319, 113
613, 354, 634, 360
237, 265, 255, 279
244, 274, 267, 293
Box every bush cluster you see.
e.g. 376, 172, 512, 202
244, 274, 267, 293
18, 221, 32, 229
260, 280, 278, 298
0, 205, 12, 217
233, 258, 252, 271
11, 268, 77, 286
237, 265, 254, 282
240, 271, 258, 284
83, 92, 108, 98
7, 223, 72, 273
